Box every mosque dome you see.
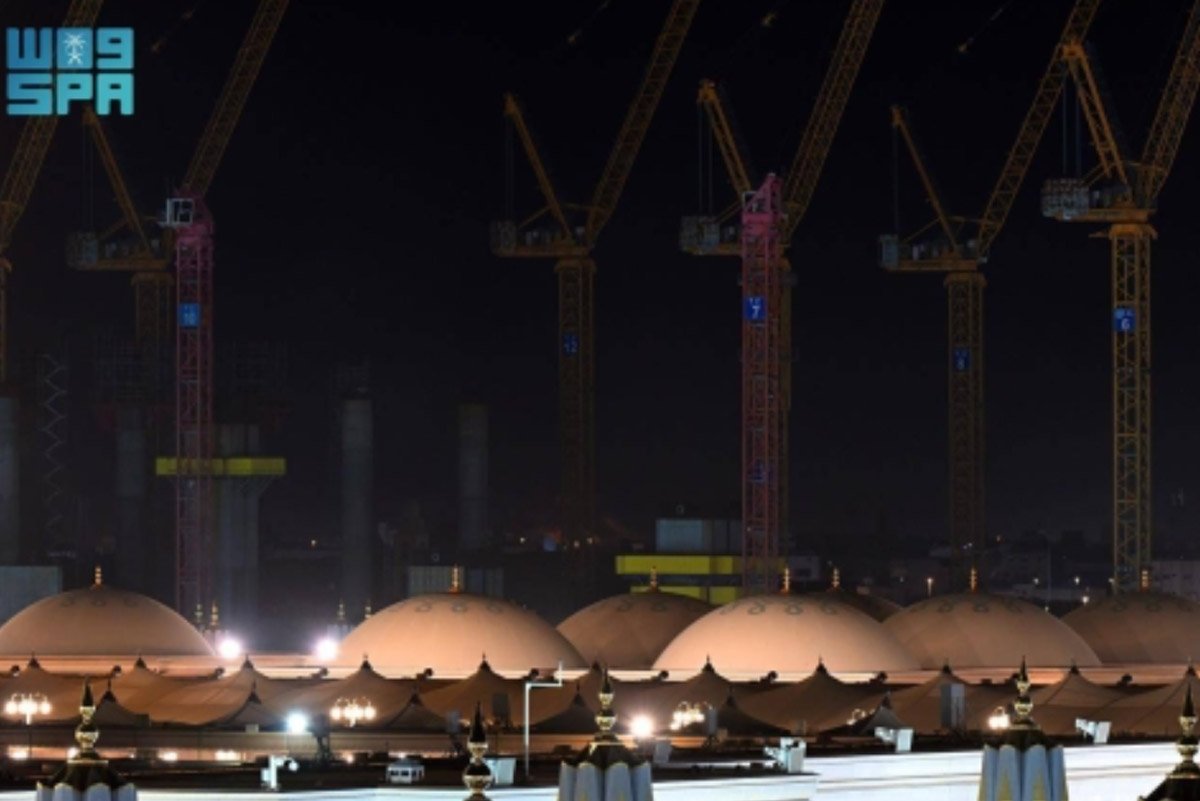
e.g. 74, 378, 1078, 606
557, 589, 710, 669
654, 592, 919, 677
803, 587, 902, 622
338, 592, 585, 676
883, 592, 1100, 669
1062, 591, 1200, 665
0, 577, 213, 658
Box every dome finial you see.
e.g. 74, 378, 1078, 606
450, 564, 462, 594
831, 566, 840, 590
1011, 656, 1035, 728
780, 566, 791, 594
1167, 683, 1200, 781
463, 702, 493, 800
649, 566, 659, 591
92, 565, 102, 588
363, 600, 372, 620
594, 667, 617, 742
969, 565, 979, 593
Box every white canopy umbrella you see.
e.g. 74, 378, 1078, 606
557, 671, 652, 801
978, 660, 1067, 801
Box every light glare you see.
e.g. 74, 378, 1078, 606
630, 714, 654, 739
286, 711, 310, 734
314, 637, 339, 662
217, 636, 244, 661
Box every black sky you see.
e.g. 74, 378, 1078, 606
5, 0, 1200, 561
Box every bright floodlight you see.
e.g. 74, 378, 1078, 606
314, 637, 339, 662
987, 706, 1011, 731
217, 636, 244, 661
286, 711, 310, 735
630, 714, 655, 740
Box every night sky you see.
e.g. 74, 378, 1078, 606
5, 0, 1200, 565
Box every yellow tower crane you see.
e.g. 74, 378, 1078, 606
0, 0, 105, 383
491, 0, 700, 552
1041, 0, 1200, 590
679, 0, 885, 591
881, 0, 1101, 583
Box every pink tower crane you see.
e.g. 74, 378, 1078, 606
162, 194, 214, 615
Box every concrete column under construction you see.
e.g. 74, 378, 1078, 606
0, 396, 18, 563
115, 407, 146, 586
458, 403, 488, 552
340, 398, 373, 614
213, 423, 276, 633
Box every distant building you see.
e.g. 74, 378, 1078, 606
614, 518, 819, 603
1149, 559, 1200, 602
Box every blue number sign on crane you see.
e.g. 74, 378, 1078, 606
1113, 307, 1136, 333
953, 347, 971, 372
178, 302, 201, 329
744, 296, 766, 322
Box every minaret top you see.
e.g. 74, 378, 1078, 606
450, 564, 462, 594
92, 566, 102, 588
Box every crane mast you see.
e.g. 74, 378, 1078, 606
741, 176, 785, 595
493, 0, 700, 566
1041, 0, 1200, 591
882, 0, 1101, 581
680, 0, 884, 594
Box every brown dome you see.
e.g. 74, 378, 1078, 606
557, 591, 710, 669
654, 593, 918, 677
883, 593, 1100, 669
338, 592, 585, 676
0, 583, 213, 657
1062, 591, 1200, 664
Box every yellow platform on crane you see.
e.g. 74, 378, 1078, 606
155, 457, 286, 477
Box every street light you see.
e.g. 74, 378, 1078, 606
523, 661, 563, 780
987, 706, 1011, 731
329, 697, 376, 727
5, 693, 50, 726
5, 693, 50, 757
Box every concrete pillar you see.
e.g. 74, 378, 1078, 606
115, 407, 146, 586
458, 404, 488, 552
214, 424, 270, 632
341, 399, 373, 613
0, 397, 19, 563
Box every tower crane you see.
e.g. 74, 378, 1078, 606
880, 0, 1101, 584
491, 0, 700, 556
69, 0, 289, 420
679, 0, 885, 595
1041, 0, 1200, 590
0, 0, 105, 384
